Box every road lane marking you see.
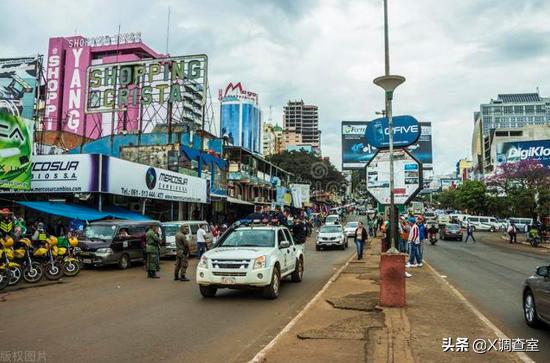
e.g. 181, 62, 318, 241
426, 263, 536, 363
249, 251, 356, 363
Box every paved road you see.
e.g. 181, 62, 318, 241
425, 232, 550, 362
0, 225, 356, 363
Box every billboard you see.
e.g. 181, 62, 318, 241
342, 121, 433, 170
366, 149, 423, 205
101, 156, 208, 203
0, 57, 39, 119
496, 140, 550, 168
0, 112, 34, 190
364, 115, 420, 148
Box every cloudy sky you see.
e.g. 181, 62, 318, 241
2, 0, 550, 174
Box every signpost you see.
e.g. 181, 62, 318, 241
364, 115, 420, 149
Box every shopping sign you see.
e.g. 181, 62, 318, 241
364, 115, 420, 149
365, 148, 423, 205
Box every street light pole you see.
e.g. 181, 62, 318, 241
373, 0, 405, 253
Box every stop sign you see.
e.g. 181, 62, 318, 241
365, 148, 423, 205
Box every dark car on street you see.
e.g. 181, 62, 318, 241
523, 264, 550, 328
439, 223, 463, 241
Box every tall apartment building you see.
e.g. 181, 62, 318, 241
283, 100, 320, 149
262, 122, 284, 156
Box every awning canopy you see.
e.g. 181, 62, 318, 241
226, 196, 254, 206
17, 201, 152, 222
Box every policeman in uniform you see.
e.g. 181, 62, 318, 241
0, 208, 14, 239
145, 224, 161, 278
174, 224, 190, 281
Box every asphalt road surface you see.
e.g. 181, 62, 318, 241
425, 232, 550, 363
0, 224, 356, 363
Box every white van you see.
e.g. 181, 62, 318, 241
508, 218, 533, 231
463, 216, 499, 232
162, 221, 211, 256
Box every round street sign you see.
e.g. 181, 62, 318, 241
365, 148, 423, 205
364, 115, 420, 149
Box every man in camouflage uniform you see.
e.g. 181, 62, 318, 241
146, 225, 161, 278
174, 224, 190, 281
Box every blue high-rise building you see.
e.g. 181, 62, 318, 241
219, 82, 261, 154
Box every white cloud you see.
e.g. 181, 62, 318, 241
1, 0, 549, 175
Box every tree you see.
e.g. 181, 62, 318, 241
267, 151, 346, 192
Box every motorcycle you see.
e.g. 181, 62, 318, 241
33, 236, 64, 280
528, 228, 541, 248
54, 237, 81, 277
1, 237, 22, 287
13, 238, 43, 283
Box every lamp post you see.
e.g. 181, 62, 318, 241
373, 0, 405, 253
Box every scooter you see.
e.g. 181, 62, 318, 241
54, 237, 81, 277
1, 237, 22, 287
528, 228, 541, 248
33, 237, 63, 280
429, 234, 438, 245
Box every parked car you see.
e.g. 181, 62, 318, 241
462, 216, 500, 232
344, 221, 359, 238
325, 214, 340, 225
162, 221, 211, 257
508, 218, 534, 232
316, 224, 347, 250
523, 264, 550, 327
79, 220, 164, 269
439, 223, 463, 241
196, 222, 304, 299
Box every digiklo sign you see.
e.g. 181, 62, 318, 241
364, 115, 420, 149
496, 140, 550, 168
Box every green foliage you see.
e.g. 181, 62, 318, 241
267, 151, 346, 192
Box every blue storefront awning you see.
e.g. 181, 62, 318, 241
17, 201, 152, 222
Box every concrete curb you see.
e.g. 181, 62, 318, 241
499, 235, 550, 249
249, 251, 357, 363
425, 262, 535, 363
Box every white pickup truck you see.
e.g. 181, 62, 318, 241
196, 223, 305, 299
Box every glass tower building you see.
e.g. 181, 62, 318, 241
221, 98, 261, 154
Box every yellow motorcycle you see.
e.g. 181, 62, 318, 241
53, 237, 81, 277
1, 237, 23, 288
13, 238, 43, 283
33, 236, 63, 280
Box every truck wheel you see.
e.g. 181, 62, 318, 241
291, 258, 303, 282
199, 285, 217, 298
263, 267, 280, 299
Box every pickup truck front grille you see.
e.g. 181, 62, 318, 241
212, 272, 247, 277
211, 259, 250, 269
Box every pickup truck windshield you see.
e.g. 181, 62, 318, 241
219, 229, 275, 248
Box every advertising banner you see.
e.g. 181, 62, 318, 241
440, 178, 462, 191
496, 140, 550, 168
342, 121, 432, 170
364, 115, 420, 148
366, 149, 423, 205
102, 156, 207, 203
0, 153, 99, 193
0, 57, 39, 119
291, 183, 311, 204
0, 112, 34, 190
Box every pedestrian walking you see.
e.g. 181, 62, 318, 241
174, 224, 190, 281
417, 218, 426, 262
354, 221, 368, 260
507, 223, 517, 244
406, 218, 422, 267
524, 223, 529, 240
196, 224, 208, 258
464, 223, 476, 243
145, 224, 161, 278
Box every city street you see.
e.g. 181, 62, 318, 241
425, 232, 550, 362
0, 232, 354, 363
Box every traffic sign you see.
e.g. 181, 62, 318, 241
365, 148, 423, 205
364, 115, 420, 149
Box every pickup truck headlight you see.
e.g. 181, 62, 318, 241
96, 248, 113, 254
198, 256, 208, 269
253, 255, 266, 270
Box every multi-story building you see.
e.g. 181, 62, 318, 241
283, 100, 320, 149
219, 82, 262, 154
262, 122, 284, 156
473, 93, 550, 174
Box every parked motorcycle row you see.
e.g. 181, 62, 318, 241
0, 236, 81, 291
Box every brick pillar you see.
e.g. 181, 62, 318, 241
379, 253, 406, 307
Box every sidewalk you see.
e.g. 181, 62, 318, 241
253, 239, 522, 363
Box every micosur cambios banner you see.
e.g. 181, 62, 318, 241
0, 112, 34, 190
